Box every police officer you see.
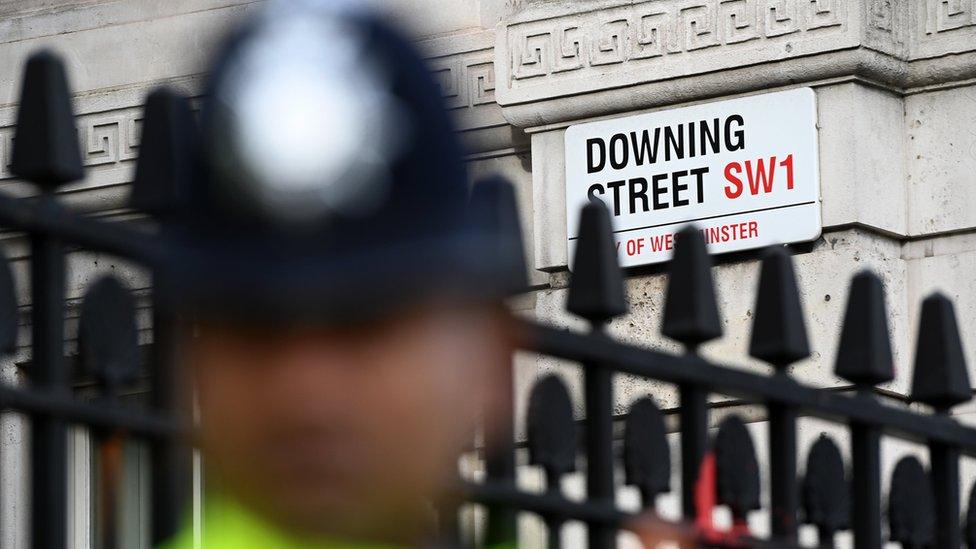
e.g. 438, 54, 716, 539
157, 2, 525, 547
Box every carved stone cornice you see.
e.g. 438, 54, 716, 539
495, 0, 976, 128
914, 0, 976, 58
0, 31, 513, 215
0, 77, 203, 213
419, 30, 515, 153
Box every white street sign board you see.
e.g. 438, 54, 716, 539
565, 87, 821, 268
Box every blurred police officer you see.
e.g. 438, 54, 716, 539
158, 1, 525, 547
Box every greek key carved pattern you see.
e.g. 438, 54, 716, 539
0, 49, 498, 183
0, 107, 145, 182
554, 26, 585, 72
432, 53, 497, 109
507, 0, 847, 84
863, 0, 907, 55
807, 0, 843, 30
924, 0, 975, 34
765, 0, 800, 37
870, 0, 895, 32
512, 32, 550, 80
466, 58, 496, 106
722, 1, 761, 44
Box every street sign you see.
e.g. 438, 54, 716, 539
565, 87, 821, 268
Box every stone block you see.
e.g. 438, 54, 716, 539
817, 83, 908, 236
906, 84, 976, 235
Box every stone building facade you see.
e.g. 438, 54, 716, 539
0, 1, 975, 547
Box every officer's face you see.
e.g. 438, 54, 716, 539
188, 302, 514, 542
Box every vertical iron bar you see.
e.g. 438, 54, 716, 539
817, 525, 837, 549
484, 358, 517, 547
769, 400, 798, 541
907, 293, 971, 548
930, 434, 961, 548
30, 195, 67, 549
679, 380, 707, 520
150, 303, 183, 544
585, 325, 615, 549
545, 470, 563, 549
850, 413, 882, 549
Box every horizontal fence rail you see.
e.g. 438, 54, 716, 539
522, 322, 976, 452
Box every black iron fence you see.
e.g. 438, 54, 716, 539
0, 51, 186, 549
465, 194, 976, 547
2, 49, 976, 549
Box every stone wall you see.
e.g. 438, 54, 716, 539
1, 0, 975, 547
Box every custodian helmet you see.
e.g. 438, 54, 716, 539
148, 1, 525, 319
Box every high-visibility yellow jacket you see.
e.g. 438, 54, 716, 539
161, 496, 403, 549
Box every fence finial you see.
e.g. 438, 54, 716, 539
11, 50, 83, 189
526, 375, 577, 481
566, 201, 626, 324
835, 271, 894, 385
801, 436, 850, 540
130, 87, 197, 218
469, 175, 528, 295
662, 225, 721, 347
888, 456, 935, 547
78, 276, 140, 396
749, 246, 809, 369
714, 415, 761, 520
623, 397, 671, 509
910, 293, 972, 409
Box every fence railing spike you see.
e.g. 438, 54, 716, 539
910, 292, 972, 410
130, 87, 197, 218
662, 225, 721, 348
911, 293, 970, 547
749, 246, 807, 540
566, 201, 627, 324
714, 415, 761, 521
526, 375, 577, 483
888, 456, 935, 548
469, 175, 528, 295
835, 270, 894, 386
526, 374, 576, 549
78, 276, 140, 397
567, 198, 622, 549
801, 436, 850, 544
475, 185, 520, 549
11, 50, 83, 189
749, 246, 810, 369
623, 397, 670, 509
